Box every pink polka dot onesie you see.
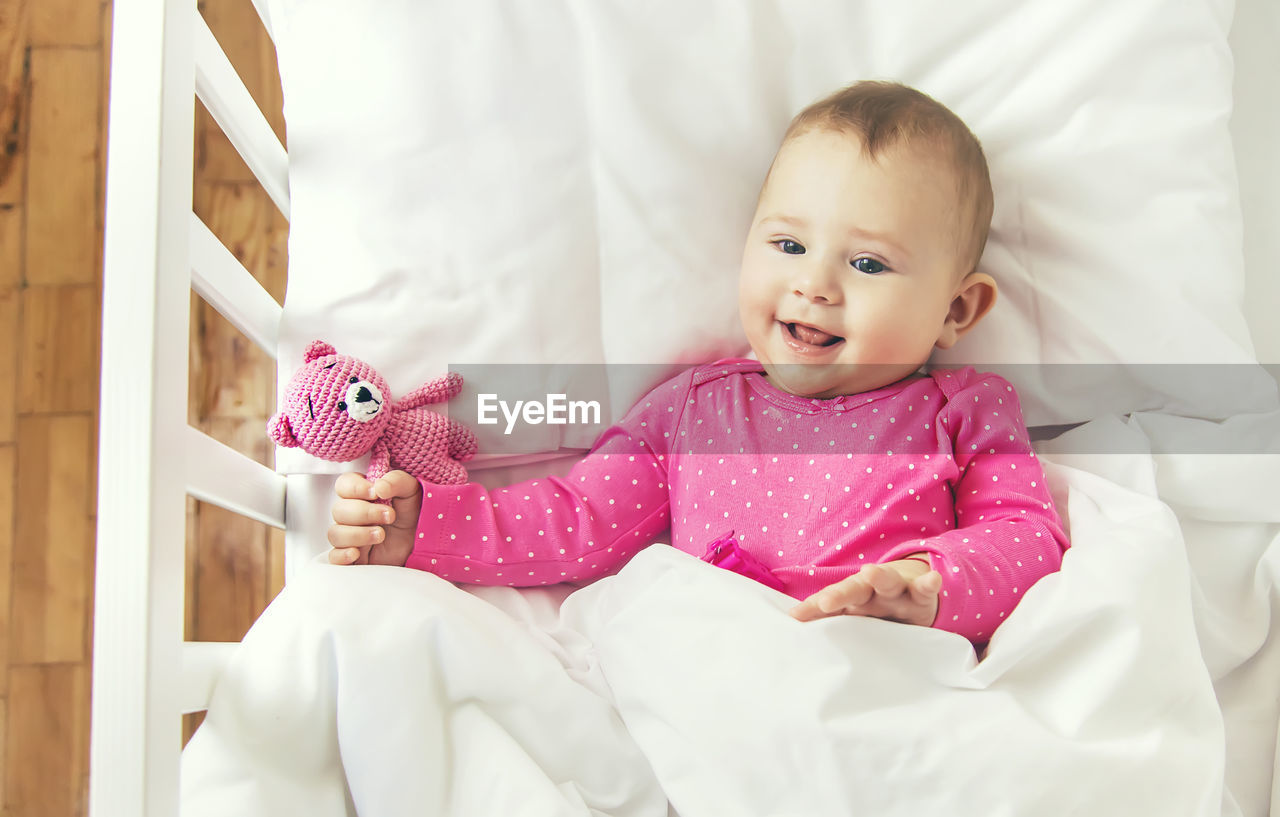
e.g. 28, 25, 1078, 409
408, 359, 1069, 644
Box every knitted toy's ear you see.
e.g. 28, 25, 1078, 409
304, 340, 337, 362
267, 413, 299, 447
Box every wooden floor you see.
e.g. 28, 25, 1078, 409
0, 1, 285, 814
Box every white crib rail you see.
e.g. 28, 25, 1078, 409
92, 0, 288, 815
185, 426, 288, 528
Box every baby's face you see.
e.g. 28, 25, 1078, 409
739, 128, 970, 398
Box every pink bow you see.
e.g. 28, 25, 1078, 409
702, 531, 786, 592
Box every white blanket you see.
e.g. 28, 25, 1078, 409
181, 414, 1280, 817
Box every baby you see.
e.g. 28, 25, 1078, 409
326, 81, 1069, 644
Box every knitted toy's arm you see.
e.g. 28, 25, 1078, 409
447, 418, 478, 462
397, 372, 464, 410
366, 439, 392, 483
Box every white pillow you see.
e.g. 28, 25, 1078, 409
267, 0, 1275, 473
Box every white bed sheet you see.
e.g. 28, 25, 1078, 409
183, 412, 1280, 817
1231, 0, 1280, 370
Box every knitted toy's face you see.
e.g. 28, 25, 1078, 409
341, 377, 386, 423
268, 344, 393, 464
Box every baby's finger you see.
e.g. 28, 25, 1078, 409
817, 574, 873, 613
327, 522, 385, 551
864, 563, 908, 598
788, 597, 825, 621
335, 472, 377, 501
372, 470, 420, 501
908, 570, 943, 605
331, 497, 393, 527
328, 547, 362, 565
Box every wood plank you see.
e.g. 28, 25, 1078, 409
24, 46, 100, 286
85, 289, 100, 518
0, 0, 27, 207
255, 6, 285, 143
185, 495, 199, 640
0, 199, 19, 291
0, 695, 7, 811
5, 664, 90, 817
268, 525, 285, 601
201, 0, 284, 139
192, 295, 277, 431
183, 711, 206, 748
28, 0, 100, 47
0, 206, 18, 443
0, 0, 26, 201
95, 1, 110, 293
19, 284, 98, 414
191, 417, 273, 642
194, 178, 287, 296
11, 415, 93, 664
263, 192, 287, 300
195, 0, 284, 183
183, 494, 204, 742
0, 445, 13, 697
187, 292, 204, 427
191, 183, 279, 425
193, 498, 270, 642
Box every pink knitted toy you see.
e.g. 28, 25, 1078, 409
268, 340, 478, 485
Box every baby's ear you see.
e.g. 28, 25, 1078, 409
267, 413, 299, 447
937, 272, 997, 349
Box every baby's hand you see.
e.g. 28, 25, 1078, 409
789, 557, 941, 627
327, 470, 422, 566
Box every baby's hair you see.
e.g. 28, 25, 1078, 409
783, 80, 994, 277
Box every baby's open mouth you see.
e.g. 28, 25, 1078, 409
785, 321, 843, 347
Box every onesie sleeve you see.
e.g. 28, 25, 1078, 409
404, 368, 695, 587
881, 370, 1069, 644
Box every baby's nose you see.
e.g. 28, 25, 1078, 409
792, 278, 839, 304
794, 288, 834, 304
791, 259, 842, 303
355, 385, 373, 403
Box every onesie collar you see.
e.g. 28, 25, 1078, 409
727, 360, 928, 415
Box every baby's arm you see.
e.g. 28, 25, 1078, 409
405, 430, 671, 586
909, 462, 1065, 641
790, 372, 1068, 643
878, 372, 1068, 643
404, 368, 694, 587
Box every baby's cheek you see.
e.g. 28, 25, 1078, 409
879, 314, 937, 362
738, 298, 774, 353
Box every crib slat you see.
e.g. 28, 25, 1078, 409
193, 14, 290, 220
189, 213, 282, 356
182, 641, 241, 714
186, 426, 287, 530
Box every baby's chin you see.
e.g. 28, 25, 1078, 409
762, 361, 926, 398
761, 362, 856, 399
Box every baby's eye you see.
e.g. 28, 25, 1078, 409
337, 401, 347, 411
773, 239, 805, 255
349, 376, 359, 383
851, 257, 887, 275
